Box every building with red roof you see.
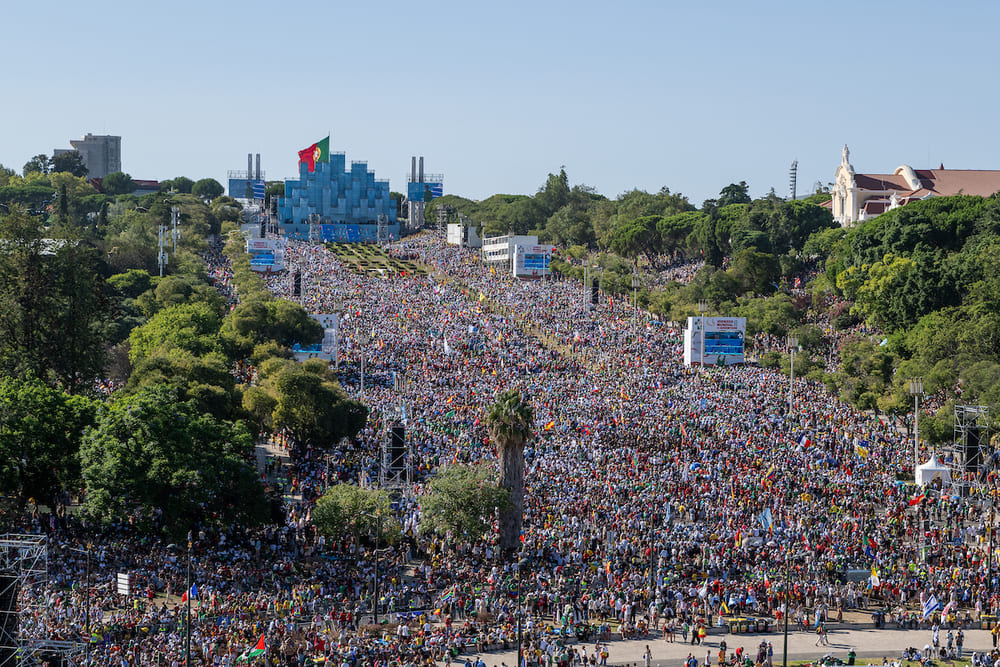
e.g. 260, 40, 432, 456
831, 145, 1000, 226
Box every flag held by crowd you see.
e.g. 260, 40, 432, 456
180, 582, 198, 603
922, 595, 941, 619
237, 634, 266, 662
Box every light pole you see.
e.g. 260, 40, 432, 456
171, 206, 180, 253
357, 330, 371, 399
782, 551, 792, 667
989, 501, 995, 607
168, 541, 192, 666
185, 541, 191, 666
632, 276, 642, 329
363, 510, 385, 625
517, 554, 529, 667
698, 300, 709, 367
909, 377, 923, 470
69, 544, 92, 664
332, 297, 344, 373
788, 336, 799, 416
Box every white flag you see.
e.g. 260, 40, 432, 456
922, 595, 940, 619
443, 337, 452, 355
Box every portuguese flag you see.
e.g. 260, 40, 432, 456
298, 136, 330, 172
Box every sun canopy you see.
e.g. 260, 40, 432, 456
916, 454, 950, 487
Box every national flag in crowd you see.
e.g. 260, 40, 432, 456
758, 508, 774, 532
543, 421, 555, 431
909, 491, 926, 506
763, 466, 777, 484
237, 634, 267, 662
854, 442, 870, 458
180, 582, 198, 603
679, 423, 688, 442
922, 595, 941, 619
298, 136, 330, 172
794, 276, 802, 288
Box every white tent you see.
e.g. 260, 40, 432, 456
916, 454, 950, 487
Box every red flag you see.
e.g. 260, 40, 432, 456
297, 136, 330, 172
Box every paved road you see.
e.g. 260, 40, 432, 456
464, 624, 991, 667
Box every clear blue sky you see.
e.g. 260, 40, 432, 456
4, 0, 998, 206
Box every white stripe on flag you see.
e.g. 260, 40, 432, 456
922, 595, 939, 618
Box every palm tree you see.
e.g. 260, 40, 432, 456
487, 389, 533, 553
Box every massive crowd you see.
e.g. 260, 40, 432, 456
16, 230, 999, 665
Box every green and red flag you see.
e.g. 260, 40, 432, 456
298, 136, 330, 172
237, 634, 266, 662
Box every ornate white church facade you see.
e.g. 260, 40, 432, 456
831, 145, 1000, 226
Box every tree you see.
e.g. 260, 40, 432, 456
220, 298, 323, 356
735, 293, 802, 337
80, 386, 267, 536
729, 248, 781, 295
22, 154, 51, 176
487, 389, 533, 552
0, 206, 109, 390
135, 274, 224, 318
420, 464, 510, 540
246, 359, 367, 453
536, 168, 570, 217
312, 484, 398, 545
102, 171, 135, 195
609, 215, 662, 262
192, 178, 224, 201
545, 192, 597, 248
161, 177, 194, 194
127, 349, 239, 419
0, 377, 96, 507
211, 196, 242, 224
50, 151, 88, 177
718, 181, 752, 207
127, 302, 223, 364
657, 211, 704, 258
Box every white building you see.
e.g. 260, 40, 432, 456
830, 144, 1000, 226
446, 223, 482, 248
481, 234, 554, 279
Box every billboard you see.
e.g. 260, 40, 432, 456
513, 243, 554, 279
228, 178, 266, 199
407, 182, 443, 203
683, 316, 746, 366
245, 238, 284, 272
